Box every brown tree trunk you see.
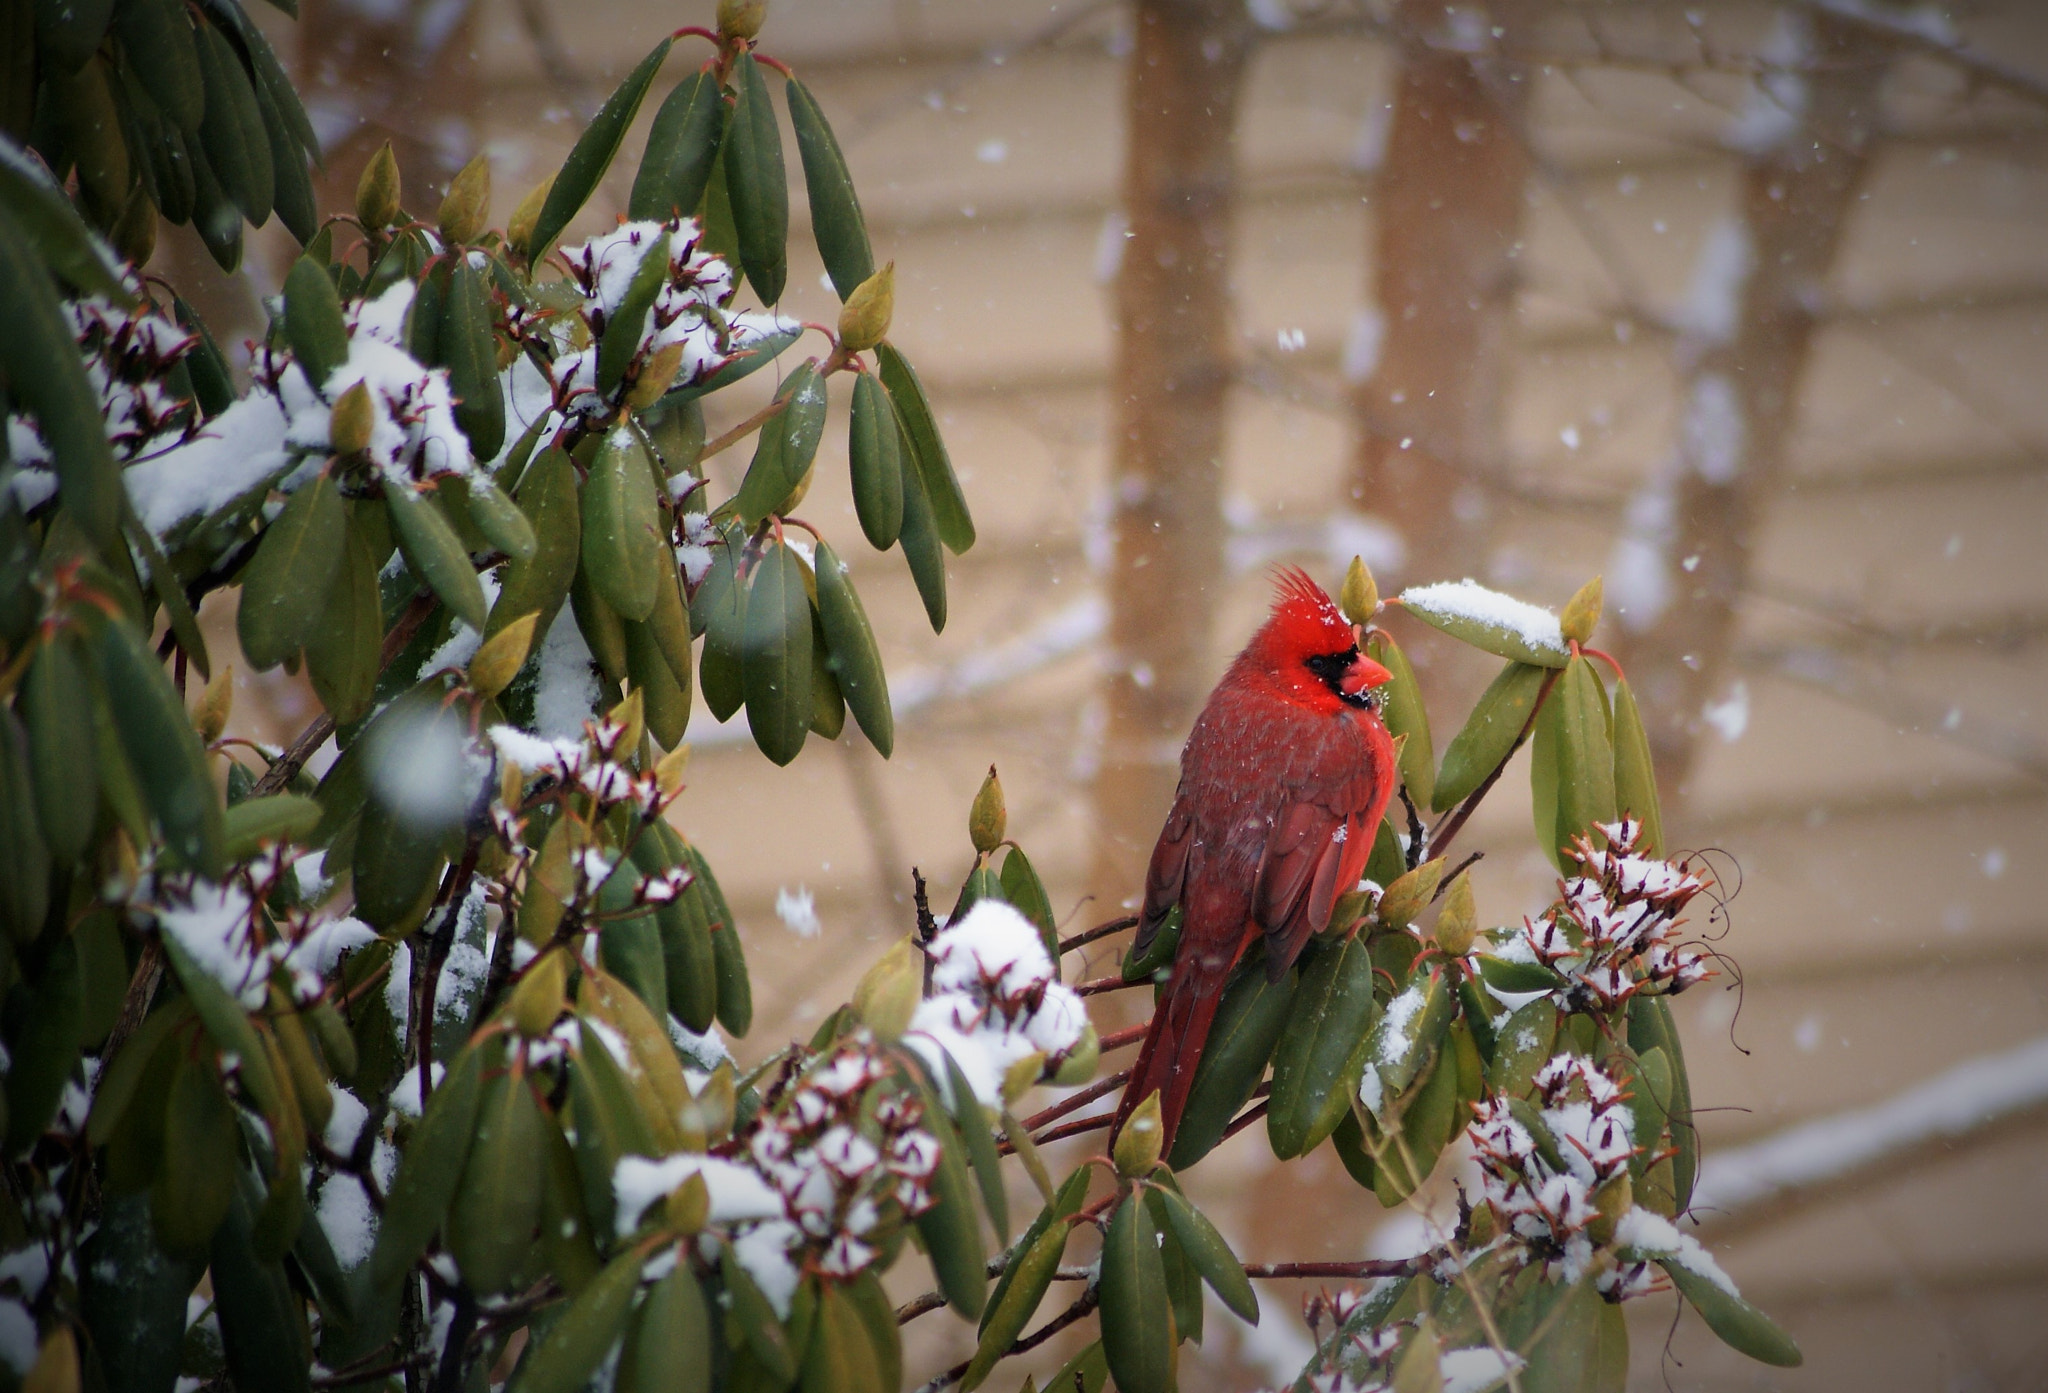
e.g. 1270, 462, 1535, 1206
1612, 14, 1889, 794
1082, 0, 1253, 941
1347, 3, 1533, 586
297, 0, 483, 223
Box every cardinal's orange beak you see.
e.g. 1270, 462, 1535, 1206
1340, 652, 1392, 698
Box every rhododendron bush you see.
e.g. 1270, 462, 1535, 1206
0, 3, 1800, 1390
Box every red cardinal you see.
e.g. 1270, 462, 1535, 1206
1111, 567, 1396, 1151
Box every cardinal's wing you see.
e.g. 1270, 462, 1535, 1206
1251, 716, 1390, 974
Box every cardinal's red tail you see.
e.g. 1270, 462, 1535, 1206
1110, 956, 1233, 1154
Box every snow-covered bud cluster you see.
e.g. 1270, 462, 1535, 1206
1468, 1053, 1639, 1288
136, 851, 376, 1012
5, 296, 200, 512
548, 219, 794, 415
1500, 817, 1714, 1013
260, 281, 472, 485
906, 901, 1089, 1107
737, 1036, 942, 1284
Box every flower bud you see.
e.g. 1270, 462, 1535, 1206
852, 936, 923, 1040
716, 0, 767, 40
1559, 574, 1603, 645
194, 663, 234, 745
665, 1171, 711, 1235
1052, 1022, 1099, 1086
1339, 554, 1378, 626
436, 153, 491, 246
329, 381, 375, 456
355, 141, 401, 231
1375, 856, 1445, 930
836, 262, 895, 352
508, 948, 568, 1037
626, 341, 685, 410
968, 765, 1006, 855
468, 612, 537, 699
1113, 1091, 1164, 1178
1432, 871, 1476, 957
508, 173, 555, 256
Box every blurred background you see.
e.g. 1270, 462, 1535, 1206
183, 0, 2048, 1387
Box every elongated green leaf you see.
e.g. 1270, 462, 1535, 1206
1268, 934, 1380, 1158
367, 1041, 486, 1294
697, 847, 751, 1036
1099, 1194, 1175, 1393
221, 793, 320, 859
1432, 661, 1546, 812
1155, 1187, 1257, 1322
1627, 995, 1695, 1208
1534, 655, 1615, 872
721, 1247, 795, 1384
194, 20, 271, 225
723, 52, 787, 303
0, 135, 131, 301
1658, 1260, 1801, 1367
88, 613, 222, 872
940, 1051, 1008, 1239
0, 202, 124, 554
596, 236, 670, 398
964, 1206, 1071, 1391
616, 1262, 711, 1393
876, 344, 973, 554
114, 0, 204, 132
997, 846, 1057, 966
1475, 955, 1563, 995
1367, 629, 1433, 811
741, 541, 812, 766
847, 371, 905, 550
1400, 583, 1570, 668
895, 420, 947, 632
908, 1065, 988, 1319
528, 37, 674, 260
450, 1070, 547, 1293
489, 445, 580, 641
384, 480, 487, 631
1170, 953, 1296, 1170
442, 255, 504, 462
980, 1167, 1089, 1339
282, 255, 347, 387
812, 540, 892, 757
1487, 998, 1559, 1100
645, 823, 716, 1032
151, 1051, 237, 1253
582, 426, 663, 622
630, 67, 724, 224
785, 78, 872, 299
731, 362, 826, 527
81, 1191, 205, 1393
209, 1177, 312, 1393
306, 513, 383, 723
0, 710, 49, 945
238, 471, 346, 670
1609, 676, 1664, 858
21, 634, 98, 862
513, 1243, 646, 1393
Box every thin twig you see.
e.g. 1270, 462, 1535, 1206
1074, 974, 1147, 997
1098, 1022, 1148, 1053
915, 1287, 1102, 1393
1059, 915, 1138, 956
698, 394, 792, 465
1019, 1069, 1130, 1134
1033, 1111, 1115, 1148
1244, 1259, 1422, 1280
1427, 666, 1564, 857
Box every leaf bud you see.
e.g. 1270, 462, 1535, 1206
194, 663, 234, 745
1001, 1051, 1046, 1107
851, 936, 923, 1040
665, 1171, 711, 1235
508, 173, 555, 257
626, 341, 685, 410
1339, 555, 1379, 626
468, 611, 538, 699
1432, 871, 1476, 957
1559, 574, 1603, 645
355, 141, 401, 231
436, 153, 491, 246
329, 381, 375, 456
1051, 1022, 1099, 1086
1112, 1091, 1164, 1178
654, 742, 690, 798
1375, 856, 1445, 930
968, 765, 1006, 855
836, 262, 895, 352
716, 0, 767, 40
681, 1063, 736, 1143
508, 948, 568, 1037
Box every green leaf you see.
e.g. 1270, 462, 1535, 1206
876, 343, 974, 554
644, 822, 715, 1032
366, 1040, 486, 1295
691, 843, 751, 1036
81, 1191, 205, 1393
1533, 655, 1615, 873
567, 1020, 656, 1236
616, 1263, 712, 1393
812, 540, 893, 757
802, 1279, 889, 1393
979, 1166, 1089, 1338
528, 37, 674, 260
349, 790, 449, 932
1367, 630, 1433, 811
1370, 1039, 1461, 1205
193, 19, 271, 225
35, 0, 117, 76
220, 793, 321, 860
964, 1202, 1073, 1391
630, 67, 724, 224
1267, 934, 1380, 1158
941, 1051, 1008, 1239
1400, 585, 1570, 668
1431, 661, 1546, 813
785, 78, 872, 300
1170, 952, 1296, 1170
384, 480, 487, 632
238, 470, 347, 670
21, 633, 98, 862
582, 427, 664, 623
442, 254, 504, 462
0, 134, 131, 300
1474, 955, 1562, 995
1486, 998, 1559, 1100
847, 371, 904, 550
87, 612, 223, 872
731, 362, 827, 528
723, 52, 787, 303
0, 710, 50, 945
0, 202, 125, 554
151, 1052, 237, 1253
720, 1247, 796, 1384
1628, 995, 1695, 1208
1155, 1187, 1258, 1323
512, 1243, 646, 1393
449, 1069, 547, 1294
895, 419, 947, 633
1098, 1194, 1175, 1393
596, 235, 670, 399
908, 1063, 988, 1319
488, 445, 580, 641
997, 846, 1058, 967
1362, 961, 1455, 1106
1658, 1260, 1801, 1367
208, 1176, 311, 1393
741, 540, 813, 766
1610, 676, 1664, 858
306, 511, 385, 723
114, 0, 203, 132
695, 522, 745, 718
282, 255, 348, 388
